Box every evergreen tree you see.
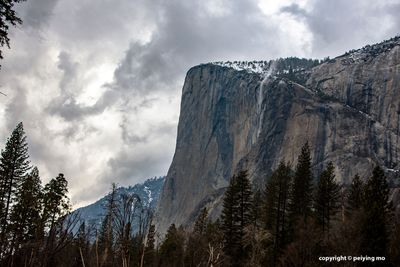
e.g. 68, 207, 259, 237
236, 170, 253, 241
263, 161, 292, 265
289, 142, 313, 224
314, 162, 340, 236
346, 174, 364, 213
9, 167, 42, 258
221, 170, 253, 266
42, 173, 70, 229
0, 122, 30, 252
360, 166, 392, 257
41, 173, 71, 266
221, 174, 239, 265
159, 224, 185, 267
345, 174, 364, 224
193, 207, 208, 235
185, 208, 209, 267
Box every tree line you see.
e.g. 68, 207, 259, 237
0, 122, 74, 266
156, 143, 400, 267
1, 123, 399, 266
0, 123, 157, 267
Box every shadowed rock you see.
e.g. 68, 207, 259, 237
155, 37, 400, 235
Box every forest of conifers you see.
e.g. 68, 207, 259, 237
0, 123, 399, 267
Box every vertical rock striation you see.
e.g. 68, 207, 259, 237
156, 37, 400, 235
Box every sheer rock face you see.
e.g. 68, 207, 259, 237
155, 39, 400, 235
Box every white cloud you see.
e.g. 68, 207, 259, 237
0, 0, 398, 208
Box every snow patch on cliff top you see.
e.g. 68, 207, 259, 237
211, 60, 273, 74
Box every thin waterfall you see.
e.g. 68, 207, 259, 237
257, 60, 276, 138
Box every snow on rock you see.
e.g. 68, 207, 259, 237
211, 60, 273, 74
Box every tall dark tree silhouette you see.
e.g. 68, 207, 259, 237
40, 173, 76, 266
221, 173, 240, 265
9, 167, 42, 260
360, 166, 392, 257
289, 142, 313, 224
159, 224, 185, 267
346, 174, 364, 214
185, 207, 209, 267
221, 170, 253, 267
0, 122, 30, 252
263, 161, 291, 265
42, 173, 70, 229
314, 161, 340, 236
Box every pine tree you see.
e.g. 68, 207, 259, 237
243, 189, 269, 267
193, 207, 208, 235
346, 174, 364, 212
360, 166, 392, 257
42, 173, 70, 228
221, 170, 253, 266
314, 162, 340, 236
221, 174, 239, 265
9, 167, 42, 259
0, 122, 30, 251
185, 208, 209, 267
236, 170, 253, 234
289, 142, 313, 224
263, 161, 292, 265
41, 173, 71, 266
159, 224, 185, 267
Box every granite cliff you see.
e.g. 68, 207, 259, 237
156, 37, 400, 235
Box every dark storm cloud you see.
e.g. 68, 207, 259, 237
281, 0, 400, 57
77, 0, 400, 204
46, 89, 118, 122
111, 0, 283, 96
47, 51, 120, 122
2, 0, 400, 207
74, 0, 287, 202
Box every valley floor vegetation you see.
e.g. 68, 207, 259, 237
156, 143, 400, 267
0, 123, 399, 266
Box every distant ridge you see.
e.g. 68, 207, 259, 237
73, 176, 165, 231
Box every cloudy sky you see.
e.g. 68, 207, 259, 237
0, 0, 399, 207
